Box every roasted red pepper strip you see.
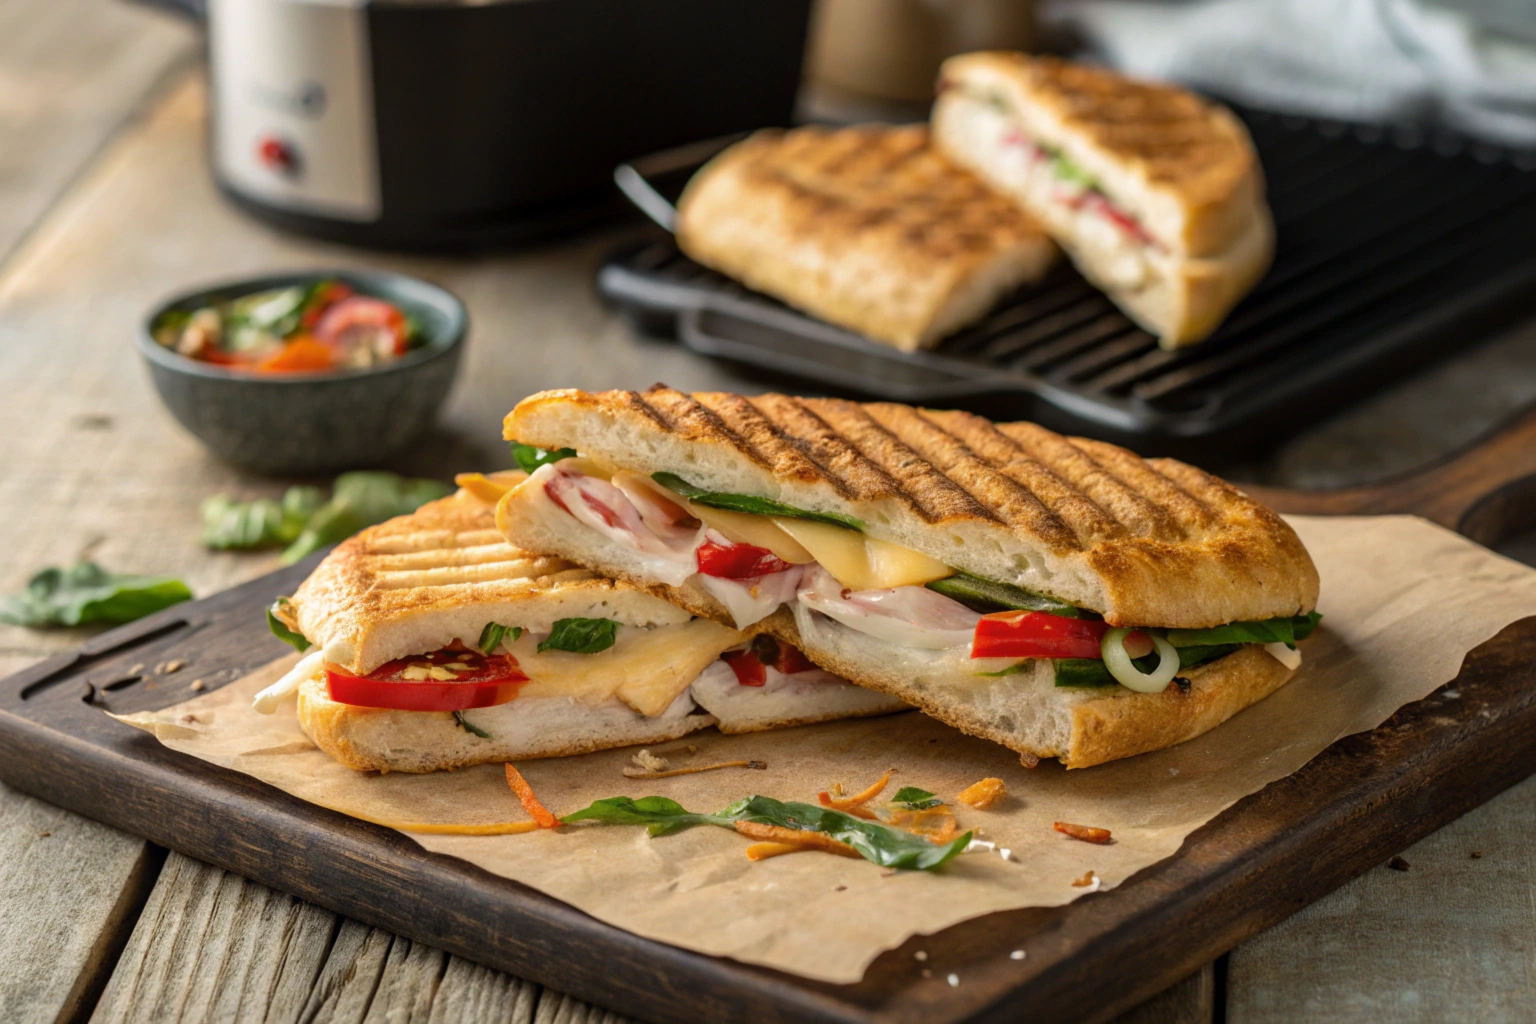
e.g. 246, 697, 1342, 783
722, 650, 767, 686
971, 611, 1109, 660
326, 648, 528, 711
695, 539, 793, 580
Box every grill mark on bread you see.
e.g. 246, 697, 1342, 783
691, 391, 845, 489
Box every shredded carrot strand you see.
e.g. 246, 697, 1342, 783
1054, 821, 1113, 845
744, 841, 808, 861
734, 821, 861, 858
505, 763, 559, 829
818, 770, 891, 817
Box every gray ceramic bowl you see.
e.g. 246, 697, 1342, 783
138, 270, 466, 474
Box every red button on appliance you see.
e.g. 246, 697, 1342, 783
256, 134, 298, 175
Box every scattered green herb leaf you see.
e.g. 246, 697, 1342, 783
926, 571, 1086, 618
890, 787, 944, 811
562, 793, 971, 870
650, 472, 864, 530
266, 597, 310, 652
512, 443, 578, 474
0, 563, 192, 628
538, 617, 619, 654
281, 472, 453, 564
452, 711, 491, 739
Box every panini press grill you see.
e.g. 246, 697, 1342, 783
598, 110, 1536, 458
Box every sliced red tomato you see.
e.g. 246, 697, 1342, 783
722, 650, 767, 686
314, 296, 409, 356
326, 647, 529, 711
695, 539, 793, 580
300, 281, 355, 329
971, 611, 1109, 660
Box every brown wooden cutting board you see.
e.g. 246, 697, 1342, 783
3, 407, 1536, 1024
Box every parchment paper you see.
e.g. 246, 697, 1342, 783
118, 516, 1536, 984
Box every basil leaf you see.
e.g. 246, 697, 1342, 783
890, 787, 943, 810
1052, 152, 1096, 188
1053, 643, 1241, 688
201, 495, 285, 550
267, 598, 310, 653
512, 443, 578, 475
538, 617, 618, 654
478, 622, 507, 655
452, 711, 491, 739
1166, 613, 1322, 649
719, 796, 971, 870
281, 472, 452, 564
926, 571, 1085, 618
0, 563, 192, 628
563, 794, 972, 869
562, 796, 726, 837
650, 472, 865, 530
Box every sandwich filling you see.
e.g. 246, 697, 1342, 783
936, 85, 1169, 290
517, 451, 1318, 695
255, 602, 867, 734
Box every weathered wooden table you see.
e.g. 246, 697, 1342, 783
2, 3, 1533, 1021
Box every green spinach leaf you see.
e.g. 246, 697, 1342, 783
512, 443, 578, 475
926, 571, 1085, 618
562, 796, 726, 837
201, 485, 323, 550
0, 563, 192, 628
1165, 613, 1322, 649
650, 472, 864, 530
538, 617, 618, 654
266, 597, 310, 652
452, 711, 491, 739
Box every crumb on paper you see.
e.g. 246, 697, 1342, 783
1010, 950, 1026, 961
686, 744, 698, 755
1054, 821, 1113, 845
1071, 871, 1101, 890
189, 679, 205, 692
881, 869, 898, 878
163, 659, 186, 674
1169, 768, 1181, 776
957, 777, 1007, 809
1471, 851, 1484, 859
1442, 688, 1460, 699
946, 973, 959, 988
1388, 856, 1410, 872
129, 664, 144, 675
38, 831, 51, 838
999, 848, 1013, 861
913, 950, 928, 962
921, 969, 932, 979
833, 884, 846, 892
1018, 751, 1040, 769
179, 714, 201, 725
632, 749, 669, 773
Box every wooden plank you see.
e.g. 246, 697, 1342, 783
0, 782, 157, 1024
91, 850, 597, 1024
1110, 965, 1214, 1024
1226, 772, 1536, 1023
0, 0, 193, 267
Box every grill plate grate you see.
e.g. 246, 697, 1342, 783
597, 110, 1536, 457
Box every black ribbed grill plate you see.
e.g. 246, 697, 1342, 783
597, 109, 1536, 457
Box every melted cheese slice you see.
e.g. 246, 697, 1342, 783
685, 502, 815, 563
773, 519, 953, 592
509, 619, 741, 717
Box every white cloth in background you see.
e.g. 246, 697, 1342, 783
1042, 0, 1536, 146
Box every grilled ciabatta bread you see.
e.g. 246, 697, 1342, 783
498, 386, 1320, 768
675, 124, 1057, 352
279, 476, 902, 772
932, 53, 1273, 347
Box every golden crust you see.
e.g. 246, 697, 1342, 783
939, 52, 1262, 257
675, 124, 1056, 351
504, 387, 1320, 627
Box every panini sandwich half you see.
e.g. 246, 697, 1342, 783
255, 471, 903, 772
932, 53, 1273, 348
675, 124, 1057, 352
497, 386, 1321, 769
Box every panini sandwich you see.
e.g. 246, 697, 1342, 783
497, 386, 1321, 768
932, 53, 1273, 348
255, 471, 903, 772
675, 124, 1057, 352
